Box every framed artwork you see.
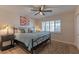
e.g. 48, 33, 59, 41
20, 16, 29, 26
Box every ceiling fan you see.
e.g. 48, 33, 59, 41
31, 5, 52, 15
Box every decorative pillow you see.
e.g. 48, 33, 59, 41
19, 29, 26, 33
24, 28, 28, 33
28, 28, 33, 33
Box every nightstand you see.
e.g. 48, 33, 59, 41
0, 35, 15, 51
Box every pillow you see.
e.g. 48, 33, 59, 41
24, 28, 28, 33
19, 29, 26, 33
28, 28, 33, 33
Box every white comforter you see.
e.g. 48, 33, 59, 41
15, 32, 50, 51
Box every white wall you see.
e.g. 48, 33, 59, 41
0, 6, 34, 28
54, 11, 75, 45
74, 6, 79, 49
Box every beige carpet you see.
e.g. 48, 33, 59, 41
0, 40, 79, 54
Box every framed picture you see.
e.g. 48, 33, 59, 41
20, 16, 29, 26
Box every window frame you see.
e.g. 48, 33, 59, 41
42, 20, 61, 33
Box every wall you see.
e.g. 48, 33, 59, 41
0, 6, 34, 28
34, 18, 41, 31
34, 10, 75, 45
54, 11, 75, 45
74, 6, 79, 49
0, 10, 18, 26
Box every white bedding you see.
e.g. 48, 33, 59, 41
15, 32, 50, 51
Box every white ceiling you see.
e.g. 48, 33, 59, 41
23, 5, 77, 19
0, 5, 77, 19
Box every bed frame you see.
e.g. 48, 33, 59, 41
14, 33, 51, 54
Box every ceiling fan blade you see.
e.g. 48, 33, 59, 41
31, 9, 39, 11
34, 11, 40, 15
41, 5, 45, 10
42, 12, 45, 15
43, 10, 52, 12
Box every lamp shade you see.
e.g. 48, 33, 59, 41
0, 24, 14, 35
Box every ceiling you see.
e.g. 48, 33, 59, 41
0, 5, 77, 19
24, 5, 77, 19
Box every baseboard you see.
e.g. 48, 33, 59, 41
53, 39, 75, 46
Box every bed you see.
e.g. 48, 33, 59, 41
14, 31, 51, 54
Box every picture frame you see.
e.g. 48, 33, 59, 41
20, 16, 29, 26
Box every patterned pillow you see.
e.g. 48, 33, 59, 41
19, 29, 26, 33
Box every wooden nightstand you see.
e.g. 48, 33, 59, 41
0, 35, 15, 51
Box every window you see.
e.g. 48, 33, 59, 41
42, 22, 45, 31
42, 20, 61, 32
50, 21, 54, 32
45, 21, 49, 31
54, 20, 61, 32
